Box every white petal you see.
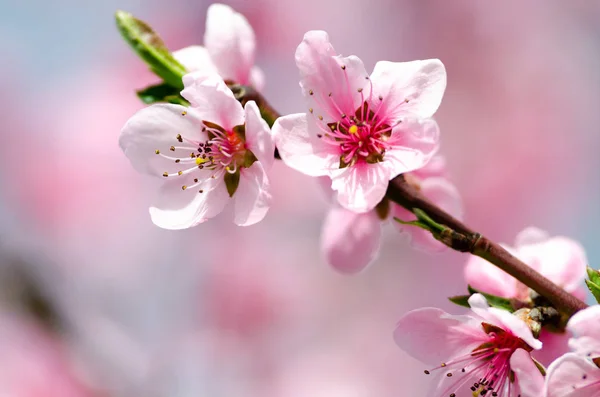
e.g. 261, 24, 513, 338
244, 100, 274, 170
250, 66, 265, 91
331, 162, 390, 213
172, 45, 218, 74
370, 59, 447, 120
234, 162, 271, 226
272, 113, 339, 177
119, 104, 205, 176
204, 3, 255, 85
514, 227, 551, 247
181, 72, 244, 130
545, 353, 600, 397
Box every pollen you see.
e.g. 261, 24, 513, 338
196, 157, 208, 165
348, 125, 358, 134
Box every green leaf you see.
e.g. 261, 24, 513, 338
585, 279, 600, 304
136, 83, 188, 105
392, 217, 431, 232
467, 285, 515, 312
448, 295, 471, 308
224, 170, 241, 197
587, 267, 600, 285
115, 10, 186, 89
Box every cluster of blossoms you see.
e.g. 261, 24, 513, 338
118, 4, 597, 396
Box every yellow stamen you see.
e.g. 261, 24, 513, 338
349, 125, 358, 134
196, 157, 208, 165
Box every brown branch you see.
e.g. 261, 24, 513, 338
236, 86, 588, 317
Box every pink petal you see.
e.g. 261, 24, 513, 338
514, 227, 551, 247
545, 353, 600, 397
320, 207, 381, 274
181, 72, 244, 130
383, 118, 440, 178
244, 100, 274, 170
331, 162, 390, 213
394, 307, 487, 366
172, 45, 218, 74
204, 3, 255, 85
149, 177, 229, 230
249, 66, 265, 91
119, 104, 206, 176
369, 59, 447, 120
510, 348, 545, 397
412, 154, 448, 179
234, 162, 271, 226
464, 254, 520, 298
272, 113, 339, 177
295, 30, 370, 121
468, 294, 542, 350
518, 235, 588, 294
392, 177, 462, 253
567, 305, 600, 357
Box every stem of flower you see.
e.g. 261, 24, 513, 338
238, 86, 589, 316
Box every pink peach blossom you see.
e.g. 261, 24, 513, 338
173, 3, 264, 90
395, 294, 543, 397
320, 155, 462, 273
464, 227, 588, 301
566, 305, 600, 359
120, 73, 273, 229
273, 30, 445, 213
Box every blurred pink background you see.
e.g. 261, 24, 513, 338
0, 1, 599, 396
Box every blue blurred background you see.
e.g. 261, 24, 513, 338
0, 1, 599, 395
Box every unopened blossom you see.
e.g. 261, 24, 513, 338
173, 3, 264, 90
544, 305, 600, 396
120, 72, 273, 229
273, 30, 446, 213
320, 155, 462, 273
464, 227, 588, 301
395, 294, 544, 397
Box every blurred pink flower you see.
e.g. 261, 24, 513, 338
544, 306, 600, 396
321, 155, 462, 273
120, 73, 273, 229
395, 294, 543, 397
464, 227, 588, 301
273, 30, 445, 213
173, 3, 265, 90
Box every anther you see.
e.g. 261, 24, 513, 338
181, 111, 187, 116
170, 146, 175, 151
309, 90, 314, 95
424, 370, 430, 375
309, 108, 313, 113
178, 171, 183, 176
181, 185, 187, 190
155, 149, 160, 154
404, 98, 410, 103
341, 65, 346, 70
176, 134, 183, 142
441, 363, 446, 367
357, 88, 363, 93
162, 172, 168, 177
317, 134, 323, 138
175, 159, 180, 163
194, 178, 198, 183
446, 373, 452, 377
349, 125, 358, 134
378, 95, 383, 100
318, 115, 323, 120
199, 189, 204, 193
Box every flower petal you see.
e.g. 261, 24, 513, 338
331, 162, 390, 213
567, 305, 600, 357
204, 3, 255, 85
369, 59, 447, 121
383, 118, 440, 178
250, 66, 265, 91
272, 113, 339, 177
172, 45, 218, 74
394, 307, 487, 366
545, 353, 600, 397
464, 255, 520, 299
510, 348, 545, 397
514, 227, 551, 247
321, 207, 381, 274
119, 104, 205, 176
413, 154, 448, 179
234, 162, 271, 226
468, 294, 542, 350
295, 30, 370, 121
149, 176, 229, 230
181, 72, 244, 130
518, 236, 588, 294
244, 100, 274, 170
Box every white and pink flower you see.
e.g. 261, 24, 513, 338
320, 155, 462, 274
395, 294, 544, 397
173, 3, 264, 90
119, 72, 273, 229
273, 30, 446, 213
544, 305, 600, 396
464, 227, 588, 301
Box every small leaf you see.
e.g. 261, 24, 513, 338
467, 285, 515, 312
224, 170, 240, 197
448, 295, 471, 308
136, 83, 188, 105
587, 267, 600, 285
392, 217, 431, 231
115, 10, 186, 88
585, 279, 600, 304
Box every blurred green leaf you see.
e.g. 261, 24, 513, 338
586, 279, 600, 304
115, 10, 186, 89
136, 83, 188, 105
587, 267, 600, 285
448, 295, 471, 308
467, 285, 515, 312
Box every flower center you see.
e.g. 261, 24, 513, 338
155, 120, 252, 193
423, 323, 532, 397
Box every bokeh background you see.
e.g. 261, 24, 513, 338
0, 0, 599, 395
